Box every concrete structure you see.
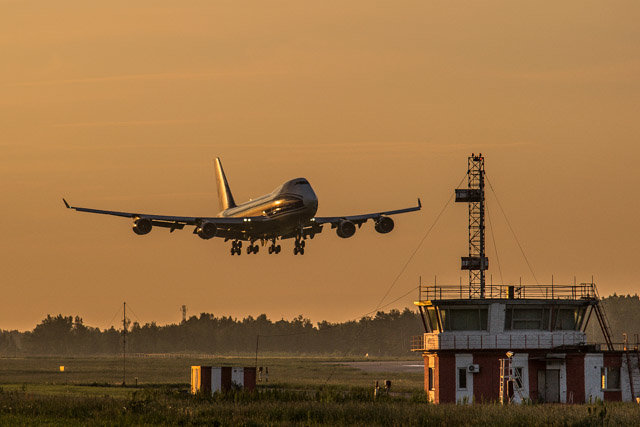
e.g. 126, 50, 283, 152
190, 366, 256, 394
412, 283, 640, 403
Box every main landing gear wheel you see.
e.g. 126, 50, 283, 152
247, 244, 259, 254
230, 240, 243, 256
293, 237, 306, 255
268, 240, 281, 255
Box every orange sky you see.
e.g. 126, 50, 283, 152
1, 1, 639, 331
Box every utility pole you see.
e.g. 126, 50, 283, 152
122, 301, 126, 386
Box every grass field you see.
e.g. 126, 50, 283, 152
0, 355, 424, 391
1, 356, 639, 425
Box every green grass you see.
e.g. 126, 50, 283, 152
0, 355, 424, 392
0, 387, 639, 426
1, 356, 638, 425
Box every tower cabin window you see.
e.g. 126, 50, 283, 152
504, 306, 587, 331
554, 307, 586, 330
504, 307, 550, 330
425, 307, 440, 332
440, 307, 488, 331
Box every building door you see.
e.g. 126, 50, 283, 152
538, 369, 560, 403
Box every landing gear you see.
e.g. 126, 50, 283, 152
268, 239, 281, 254
230, 240, 242, 255
293, 236, 306, 255
246, 243, 259, 254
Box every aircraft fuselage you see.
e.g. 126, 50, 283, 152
218, 178, 318, 238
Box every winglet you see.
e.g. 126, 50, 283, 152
63, 198, 70, 209
417, 198, 422, 209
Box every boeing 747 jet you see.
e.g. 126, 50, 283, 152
63, 158, 421, 255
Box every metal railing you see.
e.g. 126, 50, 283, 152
411, 332, 587, 351
417, 282, 598, 302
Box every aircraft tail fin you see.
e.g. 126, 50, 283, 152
214, 158, 237, 211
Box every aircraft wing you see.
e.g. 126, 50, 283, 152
312, 198, 422, 227
62, 198, 263, 233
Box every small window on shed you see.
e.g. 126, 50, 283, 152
428, 367, 435, 390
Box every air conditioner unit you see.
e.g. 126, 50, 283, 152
467, 364, 480, 373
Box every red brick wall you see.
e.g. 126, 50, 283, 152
472, 353, 500, 403
243, 367, 256, 391
436, 353, 456, 403
565, 354, 585, 403
528, 359, 545, 402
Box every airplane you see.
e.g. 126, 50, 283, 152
63, 158, 421, 255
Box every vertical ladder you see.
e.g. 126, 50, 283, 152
499, 359, 506, 405
499, 357, 525, 404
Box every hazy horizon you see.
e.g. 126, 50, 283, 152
2, 1, 639, 331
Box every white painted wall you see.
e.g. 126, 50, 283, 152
546, 355, 567, 403
621, 355, 632, 402
211, 367, 222, 393
426, 355, 436, 403
510, 353, 529, 403
584, 353, 603, 402
489, 303, 505, 334
426, 331, 586, 351
455, 353, 474, 403
232, 367, 244, 388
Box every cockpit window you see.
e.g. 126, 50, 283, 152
295, 179, 309, 185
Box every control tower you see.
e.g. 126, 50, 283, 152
411, 154, 636, 404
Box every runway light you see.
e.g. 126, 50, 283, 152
59, 366, 65, 372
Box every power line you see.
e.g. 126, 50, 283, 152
486, 174, 539, 284
375, 173, 466, 309
486, 204, 504, 285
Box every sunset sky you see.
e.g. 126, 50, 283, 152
1, 1, 639, 331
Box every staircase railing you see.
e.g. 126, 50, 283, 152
591, 285, 614, 351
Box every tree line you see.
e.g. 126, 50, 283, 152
0, 309, 422, 356
1, 295, 638, 356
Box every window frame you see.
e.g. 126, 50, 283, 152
457, 367, 467, 390
601, 366, 621, 391
428, 367, 435, 391
440, 307, 489, 331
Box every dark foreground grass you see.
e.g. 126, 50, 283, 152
0, 386, 639, 426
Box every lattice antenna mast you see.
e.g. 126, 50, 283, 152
455, 154, 488, 298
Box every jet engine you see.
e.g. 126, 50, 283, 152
132, 218, 152, 235
374, 216, 394, 234
336, 220, 356, 238
196, 222, 218, 240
